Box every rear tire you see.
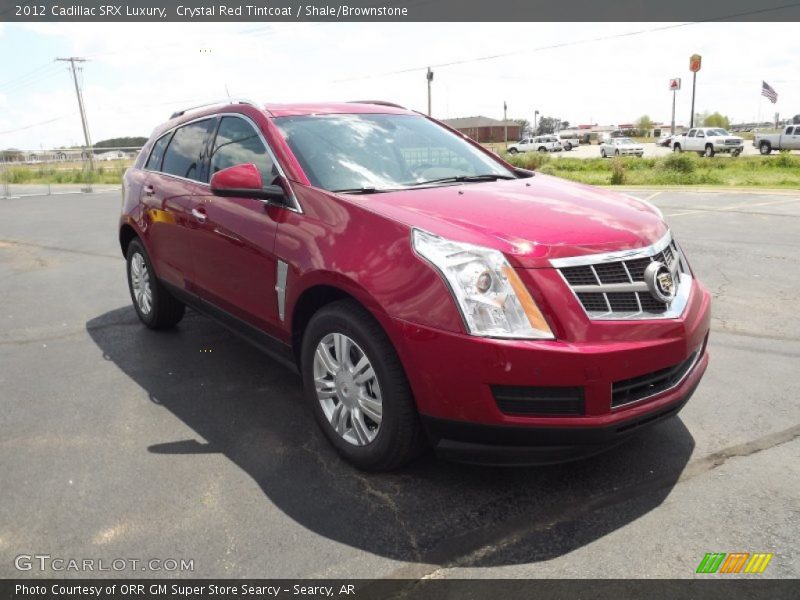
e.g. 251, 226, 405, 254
508, 147, 518, 154
126, 239, 185, 330
601, 149, 607, 158
301, 299, 426, 471
564, 142, 572, 151
614, 150, 620, 157
538, 147, 547, 153
760, 142, 772, 155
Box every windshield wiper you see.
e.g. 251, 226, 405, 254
332, 187, 390, 194
410, 174, 516, 186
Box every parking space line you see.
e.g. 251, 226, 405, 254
666, 196, 800, 217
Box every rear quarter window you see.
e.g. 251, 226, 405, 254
145, 134, 171, 171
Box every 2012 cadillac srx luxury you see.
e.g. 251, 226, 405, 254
119, 100, 711, 470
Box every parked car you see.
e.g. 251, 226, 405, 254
753, 125, 800, 154
658, 133, 675, 147
120, 100, 711, 471
557, 136, 579, 151
671, 127, 744, 157
600, 137, 644, 157
507, 135, 562, 154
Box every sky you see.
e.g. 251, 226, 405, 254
0, 21, 798, 150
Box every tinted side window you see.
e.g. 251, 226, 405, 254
145, 134, 170, 171
787, 127, 795, 135
162, 119, 214, 181
210, 117, 277, 184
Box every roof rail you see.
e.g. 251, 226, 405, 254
347, 100, 407, 109
169, 99, 257, 119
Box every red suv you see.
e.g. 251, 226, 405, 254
120, 100, 710, 470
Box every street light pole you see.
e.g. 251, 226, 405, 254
426, 67, 433, 116
534, 110, 539, 135
503, 101, 508, 147
56, 57, 95, 172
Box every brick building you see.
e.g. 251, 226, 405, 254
441, 116, 522, 143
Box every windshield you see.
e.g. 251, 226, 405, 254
707, 129, 730, 136
618, 138, 635, 144
273, 113, 514, 192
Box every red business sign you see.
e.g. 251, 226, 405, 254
689, 54, 702, 73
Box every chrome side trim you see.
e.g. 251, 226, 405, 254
611, 345, 703, 411
549, 230, 673, 268
275, 260, 289, 322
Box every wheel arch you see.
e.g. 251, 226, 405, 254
119, 223, 139, 258
288, 276, 393, 370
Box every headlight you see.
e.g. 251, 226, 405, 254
412, 229, 554, 340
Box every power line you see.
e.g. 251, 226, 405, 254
334, 2, 800, 83
0, 113, 77, 136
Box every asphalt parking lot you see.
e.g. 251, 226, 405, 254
1, 187, 798, 579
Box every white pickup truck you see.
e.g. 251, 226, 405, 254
753, 126, 800, 154
671, 127, 744, 157
507, 136, 562, 154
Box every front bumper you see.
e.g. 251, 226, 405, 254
423, 371, 702, 465
387, 279, 711, 464
714, 144, 744, 153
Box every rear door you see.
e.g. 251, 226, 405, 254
191, 115, 285, 336
139, 119, 215, 290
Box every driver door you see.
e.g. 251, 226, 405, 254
191, 115, 286, 337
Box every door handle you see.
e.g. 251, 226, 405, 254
143, 185, 155, 197
191, 208, 207, 223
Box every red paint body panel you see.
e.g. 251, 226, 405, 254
121, 101, 712, 451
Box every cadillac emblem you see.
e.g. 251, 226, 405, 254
644, 261, 676, 303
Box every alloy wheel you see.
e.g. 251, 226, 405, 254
130, 252, 153, 315
313, 333, 382, 446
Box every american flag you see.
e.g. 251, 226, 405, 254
762, 81, 778, 104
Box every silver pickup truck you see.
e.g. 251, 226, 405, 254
753, 126, 800, 154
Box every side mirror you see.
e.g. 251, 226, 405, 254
209, 163, 286, 203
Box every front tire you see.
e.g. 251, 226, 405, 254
673, 144, 682, 153
301, 300, 425, 471
508, 147, 518, 154
538, 147, 547, 153
126, 239, 185, 330
601, 149, 607, 158
704, 145, 715, 158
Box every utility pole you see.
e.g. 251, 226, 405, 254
426, 67, 433, 116
56, 57, 94, 172
534, 109, 539, 135
503, 101, 508, 147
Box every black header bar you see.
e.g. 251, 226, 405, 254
2, 0, 800, 22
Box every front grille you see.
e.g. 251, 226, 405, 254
555, 234, 689, 319
492, 385, 584, 416
611, 348, 700, 408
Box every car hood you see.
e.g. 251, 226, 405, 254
343, 174, 667, 268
